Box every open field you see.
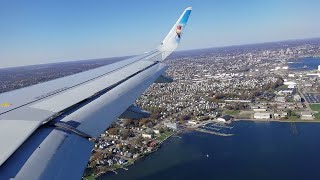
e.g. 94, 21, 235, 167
310, 104, 320, 119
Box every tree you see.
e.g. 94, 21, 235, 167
180, 114, 191, 121
134, 136, 143, 146
120, 129, 132, 139
159, 127, 165, 133
139, 118, 149, 126
123, 119, 134, 126
108, 128, 119, 135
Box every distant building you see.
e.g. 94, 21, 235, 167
288, 84, 296, 89
275, 96, 286, 103
254, 113, 272, 119
164, 122, 178, 130
284, 81, 297, 86
224, 99, 252, 103
187, 120, 198, 125
253, 108, 267, 112
217, 115, 233, 122
277, 90, 293, 95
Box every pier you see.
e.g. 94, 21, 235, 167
195, 122, 235, 136
195, 128, 234, 136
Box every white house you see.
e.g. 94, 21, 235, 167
254, 113, 272, 119
142, 133, 153, 139
153, 129, 160, 134
187, 120, 198, 125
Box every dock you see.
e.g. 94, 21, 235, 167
195, 128, 234, 136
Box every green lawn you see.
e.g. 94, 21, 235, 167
276, 84, 288, 90
157, 131, 173, 141
223, 110, 240, 116
83, 168, 95, 180
83, 174, 95, 180
287, 116, 300, 121
314, 113, 320, 119
310, 104, 320, 111
310, 104, 320, 120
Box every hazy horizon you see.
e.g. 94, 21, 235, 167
1, 36, 320, 69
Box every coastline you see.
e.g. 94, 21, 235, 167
90, 121, 320, 180
233, 118, 320, 123
91, 129, 185, 179
86, 118, 320, 179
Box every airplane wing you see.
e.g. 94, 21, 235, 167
0, 7, 192, 179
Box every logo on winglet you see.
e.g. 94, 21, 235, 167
176, 25, 182, 38
0, 102, 12, 107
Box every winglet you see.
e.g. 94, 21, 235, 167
158, 7, 192, 60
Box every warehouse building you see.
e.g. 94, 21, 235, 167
254, 113, 272, 119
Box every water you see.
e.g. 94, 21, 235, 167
100, 121, 320, 180
288, 57, 320, 71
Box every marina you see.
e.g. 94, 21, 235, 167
196, 122, 234, 137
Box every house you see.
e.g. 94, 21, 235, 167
254, 113, 272, 119
107, 159, 113, 166
288, 84, 296, 89
153, 129, 160, 134
142, 133, 153, 139
187, 120, 198, 125
147, 140, 157, 147
118, 158, 127, 165
217, 115, 233, 122
133, 153, 140, 159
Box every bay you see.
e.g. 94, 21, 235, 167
288, 57, 320, 71
100, 121, 320, 180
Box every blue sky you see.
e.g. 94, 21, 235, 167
1, 0, 320, 68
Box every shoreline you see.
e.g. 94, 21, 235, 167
92, 129, 183, 179
87, 119, 320, 179
233, 118, 320, 123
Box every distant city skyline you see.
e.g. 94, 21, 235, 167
1, 0, 320, 68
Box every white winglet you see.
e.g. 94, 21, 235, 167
158, 7, 192, 60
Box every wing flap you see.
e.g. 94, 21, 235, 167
0, 120, 42, 166
0, 128, 93, 180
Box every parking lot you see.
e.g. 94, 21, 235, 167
304, 93, 320, 103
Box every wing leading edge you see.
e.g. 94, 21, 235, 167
0, 7, 192, 179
